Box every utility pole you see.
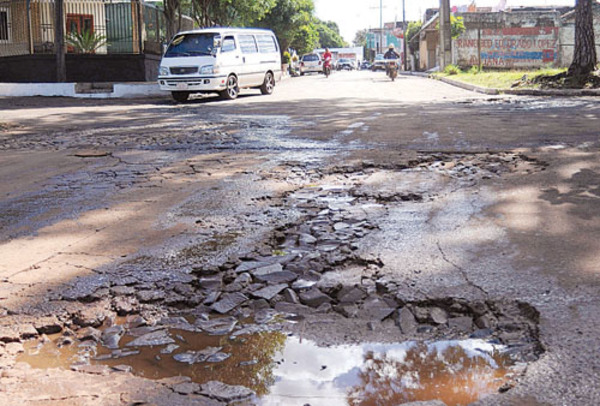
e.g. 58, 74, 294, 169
54, 0, 66, 82
439, 0, 452, 69
402, 0, 408, 70
380, 0, 383, 54
370, 1, 388, 54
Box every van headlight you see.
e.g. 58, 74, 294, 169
159, 66, 169, 76
200, 65, 219, 74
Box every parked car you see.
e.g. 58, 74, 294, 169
299, 53, 323, 75
158, 27, 282, 102
360, 60, 372, 70
337, 58, 356, 70
371, 54, 387, 71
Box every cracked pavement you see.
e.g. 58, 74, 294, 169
1, 72, 600, 405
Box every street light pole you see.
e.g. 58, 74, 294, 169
402, 0, 408, 70
54, 0, 66, 82
439, 0, 452, 69
380, 0, 383, 54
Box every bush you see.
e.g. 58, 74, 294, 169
443, 64, 461, 75
66, 30, 107, 54
282, 51, 291, 65
469, 65, 482, 74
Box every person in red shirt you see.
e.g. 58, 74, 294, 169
322, 48, 333, 75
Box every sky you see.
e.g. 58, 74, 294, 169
314, 0, 576, 44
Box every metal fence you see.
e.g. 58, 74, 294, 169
0, 0, 193, 57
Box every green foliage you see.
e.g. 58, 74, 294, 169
436, 15, 466, 40
468, 65, 482, 74
256, 0, 315, 52
66, 30, 108, 54
315, 19, 347, 49
405, 21, 422, 54
291, 22, 320, 54
451, 15, 466, 39
353, 28, 368, 48
443, 64, 461, 75
190, 0, 276, 27
282, 51, 291, 64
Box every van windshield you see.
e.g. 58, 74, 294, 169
165, 33, 217, 57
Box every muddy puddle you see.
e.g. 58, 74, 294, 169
20, 324, 519, 406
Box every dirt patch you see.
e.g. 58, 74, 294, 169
516, 71, 600, 89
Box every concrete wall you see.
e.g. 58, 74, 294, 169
454, 11, 562, 69
0, 53, 161, 82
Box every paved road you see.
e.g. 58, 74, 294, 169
1, 71, 600, 405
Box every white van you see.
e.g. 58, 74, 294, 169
158, 28, 282, 102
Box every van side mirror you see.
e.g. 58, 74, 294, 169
212, 35, 222, 54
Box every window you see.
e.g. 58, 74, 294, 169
222, 36, 236, 53
302, 54, 319, 62
256, 35, 277, 53
0, 8, 10, 43
165, 33, 216, 57
66, 14, 94, 35
238, 35, 258, 54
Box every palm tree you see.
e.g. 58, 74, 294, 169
66, 30, 108, 54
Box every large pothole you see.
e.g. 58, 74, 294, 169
3, 153, 546, 405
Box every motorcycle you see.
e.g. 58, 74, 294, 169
386, 60, 398, 81
323, 57, 332, 78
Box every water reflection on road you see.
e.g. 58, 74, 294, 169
265, 337, 512, 406
21, 327, 513, 406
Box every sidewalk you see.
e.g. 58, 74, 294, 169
400, 71, 600, 97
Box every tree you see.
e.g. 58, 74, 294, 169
189, 0, 275, 27
450, 15, 466, 39
291, 22, 320, 54
163, 0, 183, 42
405, 21, 422, 54
256, 0, 316, 52
436, 15, 465, 39
315, 19, 348, 49
353, 28, 368, 48
568, 0, 597, 76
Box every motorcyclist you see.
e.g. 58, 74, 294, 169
322, 48, 333, 75
384, 44, 400, 75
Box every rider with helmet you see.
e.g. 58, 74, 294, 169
384, 44, 400, 75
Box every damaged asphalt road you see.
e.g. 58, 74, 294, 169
0, 72, 600, 405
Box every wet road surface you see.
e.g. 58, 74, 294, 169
1, 71, 600, 405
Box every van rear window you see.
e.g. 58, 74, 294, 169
257, 35, 277, 53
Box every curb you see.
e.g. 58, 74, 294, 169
436, 76, 500, 95
430, 74, 600, 97
0, 82, 164, 99
399, 71, 431, 78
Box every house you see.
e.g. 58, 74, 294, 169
411, 5, 600, 71
416, 12, 440, 71
366, 21, 406, 59
0, 0, 193, 83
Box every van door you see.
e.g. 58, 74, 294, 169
218, 35, 241, 78
237, 34, 262, 86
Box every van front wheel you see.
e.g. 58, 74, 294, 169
220, 75, 239, 100
172, 91, 190, 103
260, 72, 275, 95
